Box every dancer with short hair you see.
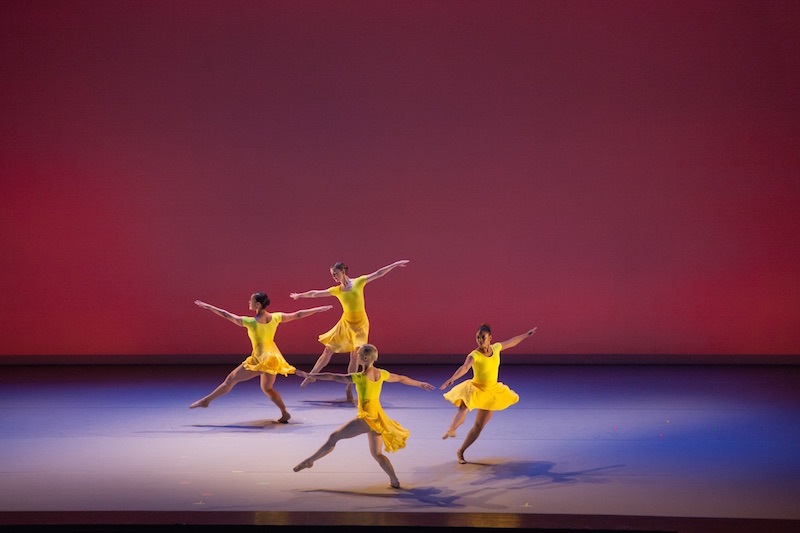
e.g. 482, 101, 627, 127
293, 343, 434, 488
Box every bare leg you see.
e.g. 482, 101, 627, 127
260, 373, 290, 423
442, 403, 469, 439
457, 409, 493, 463
367, 430, 400, 488
345, 349, 359, 403
190, 364, 259, 408
301, 346, 335, 388
293, 418, 370, 472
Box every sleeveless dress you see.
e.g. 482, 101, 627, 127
240, 313, 296, 376
351, 369, 409, 453
318, 275, 369, 353
443, 342, 519, 411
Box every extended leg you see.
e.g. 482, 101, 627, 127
293, 418, 370, 472
301, 346, 335, 388
190, 364, 259, 408
442, 403, 469, 439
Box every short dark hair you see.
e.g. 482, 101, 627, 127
331, 262, 348, 274
477, 323, 491, 335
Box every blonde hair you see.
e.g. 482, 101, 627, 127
360, 343, 378, 364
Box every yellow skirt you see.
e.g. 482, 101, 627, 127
318, 311, 369, 353
242, 344, 295, 376
443, 380, 519, 411
357, 399, 409, 453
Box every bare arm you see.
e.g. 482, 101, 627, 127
295, 370, 353, 384
290, 289, 332, 300
440, 355, 475, 390
194, 300, 244, 326
280, 305, 333, 323
387, 372, 435, 391
363, 259, 409, 283
498, 327, 538, 351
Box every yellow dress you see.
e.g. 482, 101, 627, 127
240, 313, 296, 376
352, 369, 410, 453
318, 275, 369, 353
443, 342, 519, 411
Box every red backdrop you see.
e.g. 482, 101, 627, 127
2, 1, 799, 358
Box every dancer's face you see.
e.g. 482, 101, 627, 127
330, 268, 347, 285
476, 330, 492, 350
248, 294, 260, 312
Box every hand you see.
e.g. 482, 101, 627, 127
290, 293, 300, 300
419, 382, 435, 391
320, 305, 333, 311
295, 370, 308, 378
528, 327, 538, 336
396, 260, 409, 267
440, 379, 453, 390
194, 300, 208, 308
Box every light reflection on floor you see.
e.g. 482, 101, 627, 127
0, 363, 798, 532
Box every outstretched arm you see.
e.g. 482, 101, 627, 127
363, 259, 409, 283
290, 289, 331, 300
387, 372, 435, 391
194, 300, 243, 326
281, 305, 333, 323
295, 370, 353, 384
440, 356, 475, 390
498, 327, 538, 351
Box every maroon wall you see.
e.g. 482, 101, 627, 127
2, 1, 798, 359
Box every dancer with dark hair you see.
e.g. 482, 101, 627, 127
290, 260, 408, 401
441, 324, 537, 463
189, 293, 331, 423
292, 343, 434, 488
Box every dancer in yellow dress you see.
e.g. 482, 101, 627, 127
441, 323, 537, 463
189, 293, 331, 423
293, 343, 434, 488
290, 260, 408, 401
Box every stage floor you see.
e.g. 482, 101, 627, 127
1, 363, 799, 532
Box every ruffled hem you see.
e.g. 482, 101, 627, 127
242, 352, 296, 376
357, 410, 409, 453
443, 380, 519, 411
318, 312, 369, 353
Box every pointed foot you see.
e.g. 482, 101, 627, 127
293, 460, 313, 472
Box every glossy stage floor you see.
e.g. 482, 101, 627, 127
1, 362, 799, 532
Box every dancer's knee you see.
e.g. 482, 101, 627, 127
326, 432, 341, 448
369, 447, 384, 461
473, 419, 488, 432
